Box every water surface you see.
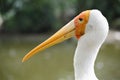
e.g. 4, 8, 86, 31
0, 36, 120, 80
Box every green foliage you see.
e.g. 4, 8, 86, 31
0, 0, 120, 33
1, 0, 55, 33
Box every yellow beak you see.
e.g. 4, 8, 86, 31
22, 20, 75, 62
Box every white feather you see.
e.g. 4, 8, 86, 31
74, 10, 109, 80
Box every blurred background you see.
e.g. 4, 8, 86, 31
0, 0, 120, 80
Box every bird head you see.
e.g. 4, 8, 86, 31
22, 9, 108, 62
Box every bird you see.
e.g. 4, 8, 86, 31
22, 9, 109, 80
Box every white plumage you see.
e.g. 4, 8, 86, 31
74, 10, 109, 80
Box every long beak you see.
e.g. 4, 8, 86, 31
22, 20, 75, 62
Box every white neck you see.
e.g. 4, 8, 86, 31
73, 10, 109, 80
74, 34, 100, 80
74, 31, 108, 80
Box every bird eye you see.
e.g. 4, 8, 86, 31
79, 18, 83, 21
79, 18, 83, 23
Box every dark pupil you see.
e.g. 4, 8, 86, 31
79, 18, 83, 21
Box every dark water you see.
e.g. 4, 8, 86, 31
0, 36, 120, 80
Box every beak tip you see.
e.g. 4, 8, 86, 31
22, 52, 33, 62
22, 58, 25, 63
22, 56, 28, 62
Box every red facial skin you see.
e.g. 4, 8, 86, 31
74, 10, 90, 39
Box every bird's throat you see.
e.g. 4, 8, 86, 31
73, 35, 101, 80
